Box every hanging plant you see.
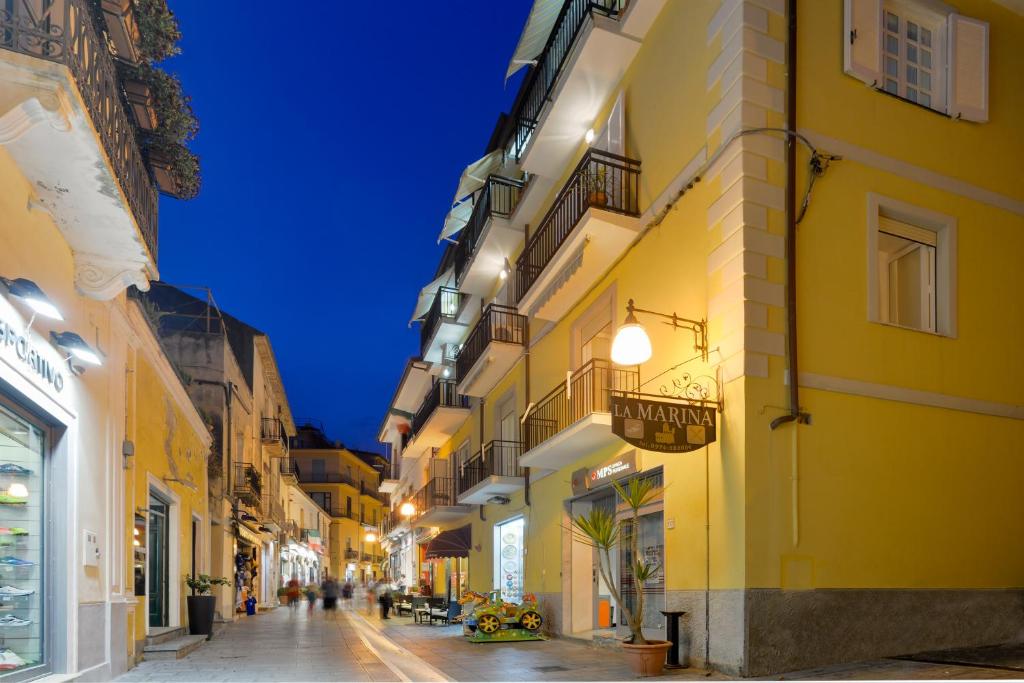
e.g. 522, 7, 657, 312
123, 62, 197, 142
133, 0, 181, 63
145, 138, 201, 200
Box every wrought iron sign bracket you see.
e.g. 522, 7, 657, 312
627, 299, 708, 362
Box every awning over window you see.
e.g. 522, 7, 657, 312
437, 198, 475, 244
423, 524, 471, 560
409, 267, 454, 324
506, 0, 563, 81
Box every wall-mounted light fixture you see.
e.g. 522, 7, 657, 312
499, 257, 511, 281
50, 331, 102, 371
365, 531, 377, 544
0, 277, 62, 321
611, 299, 708, 366
398, 501, 415, 518
584, 128, 595, 145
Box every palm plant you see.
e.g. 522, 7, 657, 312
571, 477, 660, 645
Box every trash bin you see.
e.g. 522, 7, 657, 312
245, 597, 257, 616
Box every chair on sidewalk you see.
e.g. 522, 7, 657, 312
427, 598, 452, 625
412, 596, 430, 624
395, 594, 413, 617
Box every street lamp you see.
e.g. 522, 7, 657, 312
399, 501, 415, 518
611, 299, 708, 366
365, 531, 377, 544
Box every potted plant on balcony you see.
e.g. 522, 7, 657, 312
134, 0, 182, 63
100, 0, 141, 64
185, 574, 230, 640
586, 165, 608, 207
572, 478, 670, 677
145, 140, 201, 199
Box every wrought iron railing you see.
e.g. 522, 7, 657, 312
420, 286, 465, 354
524, 359, 639, 451
279, 458, 300, 479
506, 0, 627, 161
457, 440, 524, 495
515, 149, 640, 301
359, 481, 387, 504
232, 463, 261, 506
328, 508, 358, 521
412, 476, 459, 517
260, 417, 288, 451
298, 471, 357, 487
455, 305, 527, 381
453, 176, 525, 285
344, 549, 359, 560
0, 0, 159, 257
411, 380, 468, 437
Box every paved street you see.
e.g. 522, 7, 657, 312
116, 602, 1024, 682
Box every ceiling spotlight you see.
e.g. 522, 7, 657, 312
0, 277, 62, 320
50, 331, 102, 366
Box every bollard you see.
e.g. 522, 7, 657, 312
659, 610, 686, 669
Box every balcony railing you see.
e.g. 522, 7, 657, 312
516, 148, 640, 302
359, 481, 387, 504
279, 458, 300, 479
232, 463, 261, 507
327, 508, 359, 521
413, 476, 458, 517
411, 380, 468, 438
344, 549, 359, 561
506, 0, 627, 162
453, 176, 525, 285
420, 287, 466, 354
261, 417, 287, 450
524, 359, 639, 451
455, 305, 527, 380
298, 471, 357, 487
457, 440, 524, 495
0, 0, 158, 256
284, 519, 300, 539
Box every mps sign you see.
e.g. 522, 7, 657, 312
610, 395, 716, 453
571, 451, 638, 496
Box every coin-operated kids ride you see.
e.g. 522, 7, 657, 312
454, 591, 547, 642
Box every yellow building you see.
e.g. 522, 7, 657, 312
290, 423, 387, 582
380, 0, 1024, 676
123, 297, 211, 664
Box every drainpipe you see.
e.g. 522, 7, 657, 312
523, 319, 531, 507
770, 0, 810, 431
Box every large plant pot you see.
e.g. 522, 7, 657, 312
621, 640, 672, 678
186, 595, 217, 640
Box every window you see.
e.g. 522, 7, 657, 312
494, 517, 524, 603
867, 194, 957, 336
844, 0, 989, 121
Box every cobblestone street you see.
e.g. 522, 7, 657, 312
115, 603, 1024, 682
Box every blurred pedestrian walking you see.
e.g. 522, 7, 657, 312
286, 575, 301, 615
322, 576, 339, 620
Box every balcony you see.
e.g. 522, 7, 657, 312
327, 508, 359, 522
380, 509, 407, 540
283, 519, 300, 540
452, 176, 525, 297
515, 149, 641, 321
506, 0, 662, 178
359, 482, 387, 505
457, 440, 525, 505
297, 470, 358, 488
408, 381, 471, 453
279, 458, 300, 483
456, 305, 527, 398
420, 287, 472, 363
344, 549, 359, 561
261, 417, 288, 456
232, 463, 262, 508
520, 359, 639, 470
0, 0, 160, 298
413, 476, 470, 526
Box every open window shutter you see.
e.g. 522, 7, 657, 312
947, 14, 989, 123
843, 0, 882, 86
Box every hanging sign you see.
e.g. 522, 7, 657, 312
571, 451, 638, 496
610, 395, 716, 453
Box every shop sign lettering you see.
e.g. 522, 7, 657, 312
610, 395, 715, 453
571, 452, 638, 496
0, 320, 64, 392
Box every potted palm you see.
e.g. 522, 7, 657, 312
185, 574, 230, 640
586, 165, 608, 206
572, 478, 670, 677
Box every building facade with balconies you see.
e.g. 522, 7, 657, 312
378, 0, 1024, 675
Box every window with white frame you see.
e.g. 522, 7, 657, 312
844, 0, 989, 121
867, 195, 957, 336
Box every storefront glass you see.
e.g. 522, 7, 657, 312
0, 403, 45, 677
494, 517, 524, 603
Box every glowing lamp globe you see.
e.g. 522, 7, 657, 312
399, 502, 415, 517
611, 320, 652, 365
364, 532, 377, 544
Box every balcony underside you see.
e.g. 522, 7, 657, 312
457, 340, 524, 398
0, 57, 156, 299
459, 216, 521, 298
418, 505, 471, 526
520, 18, 641, 179
457, 475, 525, 505
378, 479, 400, 494
410, 405, 472, 452
518, 208, 641, 322
519, 413, 616, 471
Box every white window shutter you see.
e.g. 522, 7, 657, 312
947, 14, 989, 123
843, 0, 883, 86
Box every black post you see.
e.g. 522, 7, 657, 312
660, 610, 686, 669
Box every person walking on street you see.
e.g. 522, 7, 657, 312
379, 578, 394, 620
322, 576, 339, 620
286, 575, 301, 615
365, 579, 377, 616
305, 583, 318, 615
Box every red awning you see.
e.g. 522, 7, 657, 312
423, 524, 471, 560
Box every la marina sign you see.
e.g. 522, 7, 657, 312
611, 394, 716, 453
0, 319, 65, 393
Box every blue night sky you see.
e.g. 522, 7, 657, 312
158, 2, 529, 452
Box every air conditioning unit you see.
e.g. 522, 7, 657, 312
486, 495, 511, 505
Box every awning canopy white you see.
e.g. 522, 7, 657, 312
506, 0, 563, 81
409, 267, 454, 324
437, 198, 475, 244
436, 149, 503, 243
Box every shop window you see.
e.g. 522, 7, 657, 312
493, 517, 524, 603
867, 195, 956, 336
0, 406, 46, 676
844, 0, 988, 120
